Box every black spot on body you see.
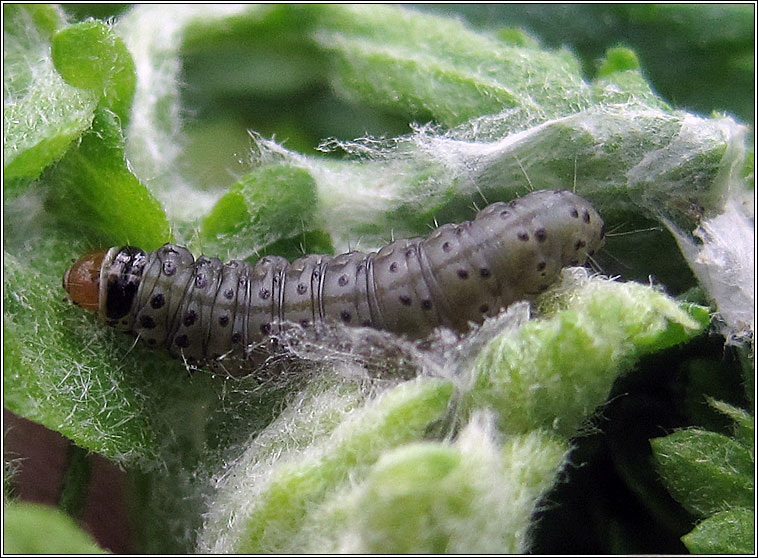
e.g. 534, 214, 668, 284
150, 293, 165, 309
517, 231, 529, 242
338, 275, 349, 286
583, 209, 590, 223
218, 315, 229, 327
224, 288, 234, 300
260, 323, 271, 334
479, 304, 489, 313
232, 332, 242, 343
340, 310, 351, 322
389, 262, 398, 272
537, 261, 547, 271
442, 242, 452, 253
534, 228, 547, 242
399, 295, 412, 306
457, 269, 469, 279
499, 210, 510, 219
139, 315, 156, 329
297, 283, 307, 294
195, 274, 207, 288
575, 239, 586, 250
570, 208, 579, 219
259, 288, 270, 299
405, 246, 416, 257
422, 299, 432, 310
175, 334, 189, 348
183, 310, 197, 326
479, 268, 491, 278
163, 261, 176, 276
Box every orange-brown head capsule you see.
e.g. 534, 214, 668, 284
63, 250, 107, 311
64, 246, 149, 330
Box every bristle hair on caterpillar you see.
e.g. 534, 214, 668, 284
63, 189, 605, 376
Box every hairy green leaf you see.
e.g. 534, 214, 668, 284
45, 108, 170, 249
198, 378, 454, 553
682, 508, 755, 554
651, 429, 754, 517
468, 272, 708, 437
335, 426, 568, 554
52, 20, 136, 123
199, 164, 332, 261
3, 4, 97, 185
708, 398, 755, 448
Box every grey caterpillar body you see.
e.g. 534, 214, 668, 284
64, 189, 605, 375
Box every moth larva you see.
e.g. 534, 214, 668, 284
64, 189, 605, 375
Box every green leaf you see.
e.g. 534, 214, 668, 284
495, 27, 541, 49
592, 48, 667, 108
337, 427, 568, 554
309, 4, 592, 128
422, 4, 754, 126
467, 272, 708, 437
198, 377, 454, 553
596, 46, 640, 77
174, 4, 592, 132
3, 4, 98, 185
3, 502, 108, 554
234, 378, 453, 553
682, 508, 755, 555
45, 108, 171, 249
52, 20, 136, 123
708, 398, 755, 448
650, 429, 754, 517
199, 164, 332, 261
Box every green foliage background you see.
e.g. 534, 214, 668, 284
3, 4, 754, 555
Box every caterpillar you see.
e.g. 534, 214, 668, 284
63, 189, 604, 376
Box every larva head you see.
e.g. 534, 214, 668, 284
63, 250, 107, 311
64, 246, 148, 329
